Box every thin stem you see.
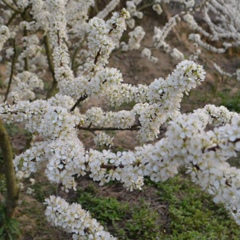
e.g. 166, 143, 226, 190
1, 0, 21, 13
76, 124, 140, 132
23, 27, 29, 71
138, 2, 155, 11
70, 94, 88, 112
4, 39, 17, 102
6, 11, 18, 26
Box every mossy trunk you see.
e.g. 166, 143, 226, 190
0, 119, 19, 218
44, 35, 58, 99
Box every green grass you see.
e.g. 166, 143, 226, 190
218, 91, 240, 112
182, 74, 240, 114
75, 175, 240, 239
0, 203, 20, 240
154, 176, 240, 239
31, 182, 56, 203
76, 187, 162, 239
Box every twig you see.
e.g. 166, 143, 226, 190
1, 0, 21, 13
76, 124, 140, 131
70, 94, 88, 112
23, 27, 29, 71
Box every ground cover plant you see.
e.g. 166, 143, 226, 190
0, 0, 240, 239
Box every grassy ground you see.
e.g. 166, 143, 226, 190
74, 175, 240, 240
3, 172, 239, 239
1, 82, 240, 239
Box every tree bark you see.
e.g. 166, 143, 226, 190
0, 119, 19, 218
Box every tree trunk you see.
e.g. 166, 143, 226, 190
0, 119, 19, 218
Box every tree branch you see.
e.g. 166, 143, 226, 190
1, 0, 21, 13
70, 94, 88, 112
4, 39, 17, 102
44, 34, 58, 99
76, 124, 140, 131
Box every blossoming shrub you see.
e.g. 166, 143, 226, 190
0, 0, 240, 239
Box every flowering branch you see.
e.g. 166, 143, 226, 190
76, 124, 140, 132
1, 1, 240, 239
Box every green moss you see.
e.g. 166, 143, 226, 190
77, 187, 162, 239
124, 203, 162, 240
77, 188, 129, 224
76, 175, 240, 239
218, 91, 240, 112
31, 183, 55, 203
154, 175, 240, 239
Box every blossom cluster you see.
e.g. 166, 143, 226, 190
99, 60, 205, 140
0, 58, 206, 239
0, 94, 86, 191
66, 0, 94, 38
94, 132, 114, 149
45, 195, 116, 240
96, 0, 120, 19
121, 0, 240, 77
141, 48, 158, 63
121, 26, 145, 51
84, 105, 240, 223
0, 25, 9, 50
8, 71, 44, 101
59, 9, 129, 97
